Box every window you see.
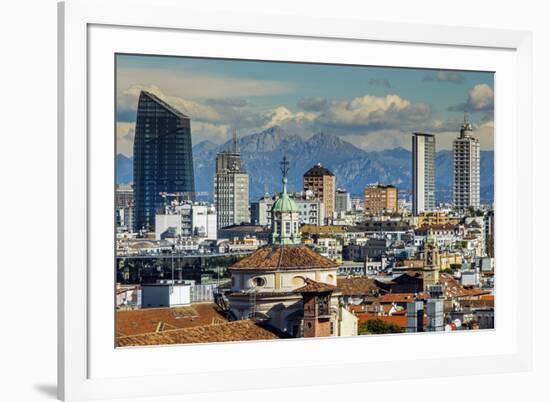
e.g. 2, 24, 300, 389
318, 295, 330, 316
292, 276, 305, 286
251, 277, 266, 287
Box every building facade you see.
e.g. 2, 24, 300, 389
335, 188, 352, 213
453, 116, 480, 211
412, 133, 436, 216
214, 136, 250, 229
132, 91, 195, 232
154, 200, 217, 240
251, 192, 324, 227
115, 184, 134, 231
303, 163, 336, 222
364, 184, 398, 215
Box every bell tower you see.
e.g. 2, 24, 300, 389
423, 228, 440, 289
295, 278, 336, 338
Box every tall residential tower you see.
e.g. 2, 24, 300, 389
214, 131, 250, 229
132, 91, 195, 232
304, 163, 336, 222
412, 133, 436, 216
453, 115, 480, 211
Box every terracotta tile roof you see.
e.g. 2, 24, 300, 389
378, 292, 429, 303
337, 276, 382, 296
349, 305, 365, 313
438, 273, 492, 299
355, 313, 408, 329
294, 278, 337, 293
116, 303, 227, 336
458, 299, 495, 309
116, 320, 281, 347
230, 245, 338, 271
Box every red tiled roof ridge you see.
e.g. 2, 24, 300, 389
294, 278, 337, 293
230, 244, 338, 270
117, 319, 230, 339
116, 319, 280, 346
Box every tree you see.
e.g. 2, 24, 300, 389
359, 319, 403, 335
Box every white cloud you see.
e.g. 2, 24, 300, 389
191, 121, 231, 144
476, 120, 495, 150
319, 94, 431, 130
448, 83, 494, 112
116, 85, 493, 157
116, 122, 135, 156
468, 84, 494, 111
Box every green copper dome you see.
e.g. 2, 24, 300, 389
272, 177, 298, 213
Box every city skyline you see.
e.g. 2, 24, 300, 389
115, 55, 495, 347
116, 54, 494, 157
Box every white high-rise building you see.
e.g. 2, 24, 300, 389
155, 201, 217, 240
214, 132, 250, 229
251, 191, 324, 227
412, 133, 436, 216
453, 116, 480, 211
335, 188, 352, 213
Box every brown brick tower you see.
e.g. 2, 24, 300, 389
295, 278, 337, 338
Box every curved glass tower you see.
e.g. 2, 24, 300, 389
133, 91, 195, 232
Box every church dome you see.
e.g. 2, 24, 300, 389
230, 245, 338, 271
272, 177, 298, 213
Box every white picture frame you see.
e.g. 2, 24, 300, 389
58, 0, 533, 400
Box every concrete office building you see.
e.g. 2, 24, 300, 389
214, 132, 250, 229
335, 188, 352, 213
154, 200, 217, 240
412, 133, 436, 216
251, 191, 324, 227
364, 184, 398, 215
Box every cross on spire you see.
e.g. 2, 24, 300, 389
280, 155, 289, 178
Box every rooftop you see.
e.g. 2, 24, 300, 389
438, 273, 492, 298
116, 303, 226, 336
304, 163, 335, 177
337, 276, 381, 296
378, 292, 430, 303
141, 90, 189, 119
230, 245, 338, 271
294, 278, 338, 293
355, 313, 408, 329
116, 319, 281, 347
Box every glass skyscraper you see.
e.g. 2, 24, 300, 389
132, 91, 195, 232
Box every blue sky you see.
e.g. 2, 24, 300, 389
116, 54, 494, 156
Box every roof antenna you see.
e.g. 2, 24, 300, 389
232, 129, 238, 153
